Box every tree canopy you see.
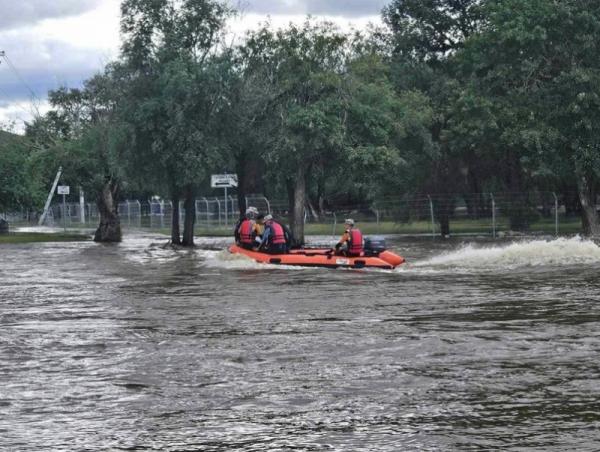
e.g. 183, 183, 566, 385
1, 0, 598, 240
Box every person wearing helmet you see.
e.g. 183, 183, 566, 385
333, 218, 363, 256
234, 207, 259, 250
257, 214, 287, 254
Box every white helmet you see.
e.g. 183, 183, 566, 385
246, 206, 259, 217
344, 218, 355, 226
264, 214, 273, 222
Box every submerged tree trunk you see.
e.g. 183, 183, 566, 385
182, 185, 196, 247
506, 151, 529, 230
434, 195, 454, 238
171, 194, 181, 245
576, 171, 600, 236
291, 165, 306, 246
94, 178, 122, 243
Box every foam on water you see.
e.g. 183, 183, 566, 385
412, 236, 600, 270
202, 249, 306, 271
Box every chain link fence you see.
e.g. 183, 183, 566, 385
2, 191, 597, 236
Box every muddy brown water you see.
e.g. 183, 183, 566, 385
1, 233, 600, 451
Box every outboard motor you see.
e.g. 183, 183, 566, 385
364, 236, 386, 256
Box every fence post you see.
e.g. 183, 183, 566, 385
229, 196, 236, 220
375, 209, 380, 234
263, 196, 271, 214
79, 188, 86, 224
135, 201, 141, 227
491, 193, 496, 239
331, 211, 337, 237
127, 200, 131, 227
215, 197, 221, 227
202, 197, 210, 227
553, 192, 559, 236
427, 195, 435, 238
160, 201, 165, 229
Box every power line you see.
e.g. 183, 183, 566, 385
0, 51, 41, 117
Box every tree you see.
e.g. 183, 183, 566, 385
27, 68, 127, 242
383, 0, 488, 236
119, 0, 231, 246
241, 21, 349, 244
0, 129, 43, 214
456, 0, 600, 234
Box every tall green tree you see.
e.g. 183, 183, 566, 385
383, 0, 488, 235
119, 0, 231, 246
457, 0, 600, 234
242, 21, 349, 244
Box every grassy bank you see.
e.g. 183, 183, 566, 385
0, 232, 91, 244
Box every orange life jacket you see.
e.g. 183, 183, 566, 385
238, 219, 254, 244
348, 228, 363, 254
268, 221, 286, 244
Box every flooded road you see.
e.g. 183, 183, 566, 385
1, 234, 600, 451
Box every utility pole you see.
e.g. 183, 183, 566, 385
39, 167, 63, 226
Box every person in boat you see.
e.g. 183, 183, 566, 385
234, 207, 259, 250
253, 214, 265, 246
333, 218, 363, 257
257, 214, 287, 254
281, 222, 295, 252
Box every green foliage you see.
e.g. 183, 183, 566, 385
3, 0, 598, 236
118, 0, 233, 199
0, 130, 44, 211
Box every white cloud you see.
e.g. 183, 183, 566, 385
0, 0, 384, 132
233, 0, 387, 17
0, 0, 103, 31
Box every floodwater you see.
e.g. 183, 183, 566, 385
1, 233, 600, 451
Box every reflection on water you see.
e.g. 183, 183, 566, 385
1, 234, 600, 450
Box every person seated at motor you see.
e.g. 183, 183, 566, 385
333, 218, 363, 257
235, 207, 259, 250
257, 214, 287, 254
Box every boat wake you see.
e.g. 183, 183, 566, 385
410, 236, 600, 271
202, 249, 305, 271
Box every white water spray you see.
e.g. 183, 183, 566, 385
413, 237, 600, 270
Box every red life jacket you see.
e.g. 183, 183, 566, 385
348, 228, 363, 254
238, 219, 254, 244
268, 221, 286, 244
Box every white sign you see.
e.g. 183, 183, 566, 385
57, 185, 70, 195
211, 174, 238, 188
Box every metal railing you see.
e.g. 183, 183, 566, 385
3, 191, 598, 236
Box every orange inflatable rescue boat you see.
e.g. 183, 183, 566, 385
229, 237, 405, 270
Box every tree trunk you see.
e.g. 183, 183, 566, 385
286, 177, 295, 225
506, 150, 529, 230
576, 172, 600, 236
171, 194, 181, 245
94, 179, 122, 243
291, 165, 306, 246
435, 195, 454, 238
182, 185, 196, 247
307, 199, 319, 222
236, 148, 265, 216
563, 187, 580, 217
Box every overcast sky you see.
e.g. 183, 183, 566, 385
0, 0, 386, 130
